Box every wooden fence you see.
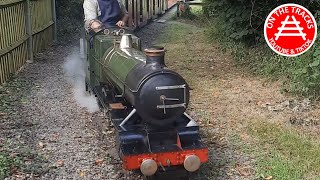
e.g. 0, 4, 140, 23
0, 0, 56, 84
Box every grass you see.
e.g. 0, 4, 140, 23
247, 121, 320, 179
0, 153, 21, 179
0, 153, 12, 179
155, 21, 200, 43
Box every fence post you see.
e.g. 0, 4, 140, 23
25, 0, 33, 63
52, 0, 57, 42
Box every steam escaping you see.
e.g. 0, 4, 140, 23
63, 44, 99, 113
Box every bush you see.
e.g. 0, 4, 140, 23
203, 0, 319, 45
55, 0, 84, 37
201, 1, 320, 99
290, 20, 320, 98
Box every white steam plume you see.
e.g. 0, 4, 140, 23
63, 44, 99, 113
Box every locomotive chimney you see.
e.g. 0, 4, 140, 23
144, 46, 166, 66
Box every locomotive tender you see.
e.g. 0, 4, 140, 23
83, 27, 208, 179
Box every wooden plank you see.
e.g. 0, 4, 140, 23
161, 0, 166, 13
136, 0, 140, 26
1, 55, 5, 83
160, 0, 164, 14
152, 0, 155, 15
155, 0, 159, 15
0, 35, 28, 56
32, 21, 54, 35
158, 0, 162, 14
25, 0, 33, 62
127, 0, 133, 28
148, 0, 152, 18
133, 0, 138, 27
0, 56, 4, 83
51, 0, 56, 41
4, 54, 9, 81
164, 0, 168, 11
142, 0, 147, 22
8, 48, 13, 78
0, 7, 5, 49
2, 6, 9, 49
8, 4, 13, 45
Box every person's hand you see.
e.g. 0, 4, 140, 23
116, 20, 125, 27
90, 20, 103, 32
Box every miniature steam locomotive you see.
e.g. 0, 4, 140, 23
82, 27, 208, 179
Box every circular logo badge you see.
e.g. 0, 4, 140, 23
264, 3, 317, 57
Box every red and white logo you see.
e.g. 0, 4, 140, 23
264, 4, 317, 57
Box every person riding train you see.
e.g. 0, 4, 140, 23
83, 0, 129, 32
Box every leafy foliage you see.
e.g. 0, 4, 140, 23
55, 0, 84, 37
202, 0, 320, 98
0, 153, 12, 179
0, 153, 21, 179
203, 0, 319, 44
290, 14, 320, 97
